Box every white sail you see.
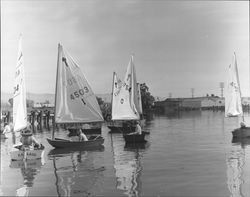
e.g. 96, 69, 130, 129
111, 56, 140, 120
55, 44, 103, 123
137, 83, 143, 115
13, 35, 27, 132
225, 52, 243, 117
129, 56, 140, 118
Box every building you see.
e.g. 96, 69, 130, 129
154, 96, 227, 112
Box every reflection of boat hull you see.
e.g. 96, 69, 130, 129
48, 145, 104, 156
10, 158, 43, 168
232, 127, 250, 138
47, 135, 104, 149
123, 133, 146, 143
10, 145, 45, 161
232, 137, 250, 146
124, 142, 149, 150
68, 127, 102, 136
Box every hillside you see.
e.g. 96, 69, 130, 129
1, 92, 111, 104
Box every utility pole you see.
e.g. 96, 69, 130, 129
169, 92, 172, 98
191, 88, 194, 98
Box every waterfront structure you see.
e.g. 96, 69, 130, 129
153, 95, 247, 112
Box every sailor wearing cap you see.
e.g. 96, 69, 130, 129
20, 124, 41, 150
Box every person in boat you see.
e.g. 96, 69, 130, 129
78, 129, 88, 141
20, 125, 41, 150
2, 122, 13, 135
240, 122, 246, 128
128, 121, 142, 135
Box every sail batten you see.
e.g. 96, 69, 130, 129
225, 52, 243, 117
13, 35, 27, 132
54, 44, 103, 124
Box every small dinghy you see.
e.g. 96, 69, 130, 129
109, 55, 148, 143
225, 52, 250, 139
123, 133, 147, 144
47, 135, 104, 149
232, 127, 250, 138
10, 35, 44, 161
47, 44, 104, 149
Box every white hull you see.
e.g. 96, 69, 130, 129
10, 148, 44, 161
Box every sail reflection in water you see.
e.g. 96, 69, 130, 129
111, 133, 149, 197
227, 138, 250, 197
10, 158, 44, 196
48, 147, 105, 196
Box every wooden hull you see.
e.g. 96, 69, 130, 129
232, 127, 250, 138
123, 133, 146, 143
68, 127, 102, 136
107, 119, 146, 133
47, 135, 104, 149
10, 145, 45, 161
108, 125, 135, 133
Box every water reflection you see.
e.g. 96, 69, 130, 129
155, 110, 202, 119
10, 158, 44, 196
111, 133, 149, 197
227, 138, 250, 197
48, 146, 105, 196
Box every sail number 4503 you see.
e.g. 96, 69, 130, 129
70, 88, 89, 103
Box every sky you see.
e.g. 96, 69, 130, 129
1, 0, 249, 98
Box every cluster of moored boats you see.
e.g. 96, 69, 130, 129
3, 35, 150, 162
2, 36, 250, 162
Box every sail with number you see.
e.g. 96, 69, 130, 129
13, 35, 27, 132
225, 52, 243, 117
111, 56, 140, 120
54, 44, 103, 123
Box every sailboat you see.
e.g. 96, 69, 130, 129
225, 52, 250, 138
47, 44, 104, 148
109, 55, 148, 143
108, 56, 143, 133
10, 35, 44, 160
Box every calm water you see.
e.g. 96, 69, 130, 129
1, 111, 250, 196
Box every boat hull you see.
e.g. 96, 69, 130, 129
108, 125, 136, 133
107, 119, 146, 133
232, 127, 250, 138
47, 135, 104, 149
10, 145, 45, 161
123, 133, 146, 143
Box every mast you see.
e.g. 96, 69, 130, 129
110, 71, 115, 121
52, 43, 61, 140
